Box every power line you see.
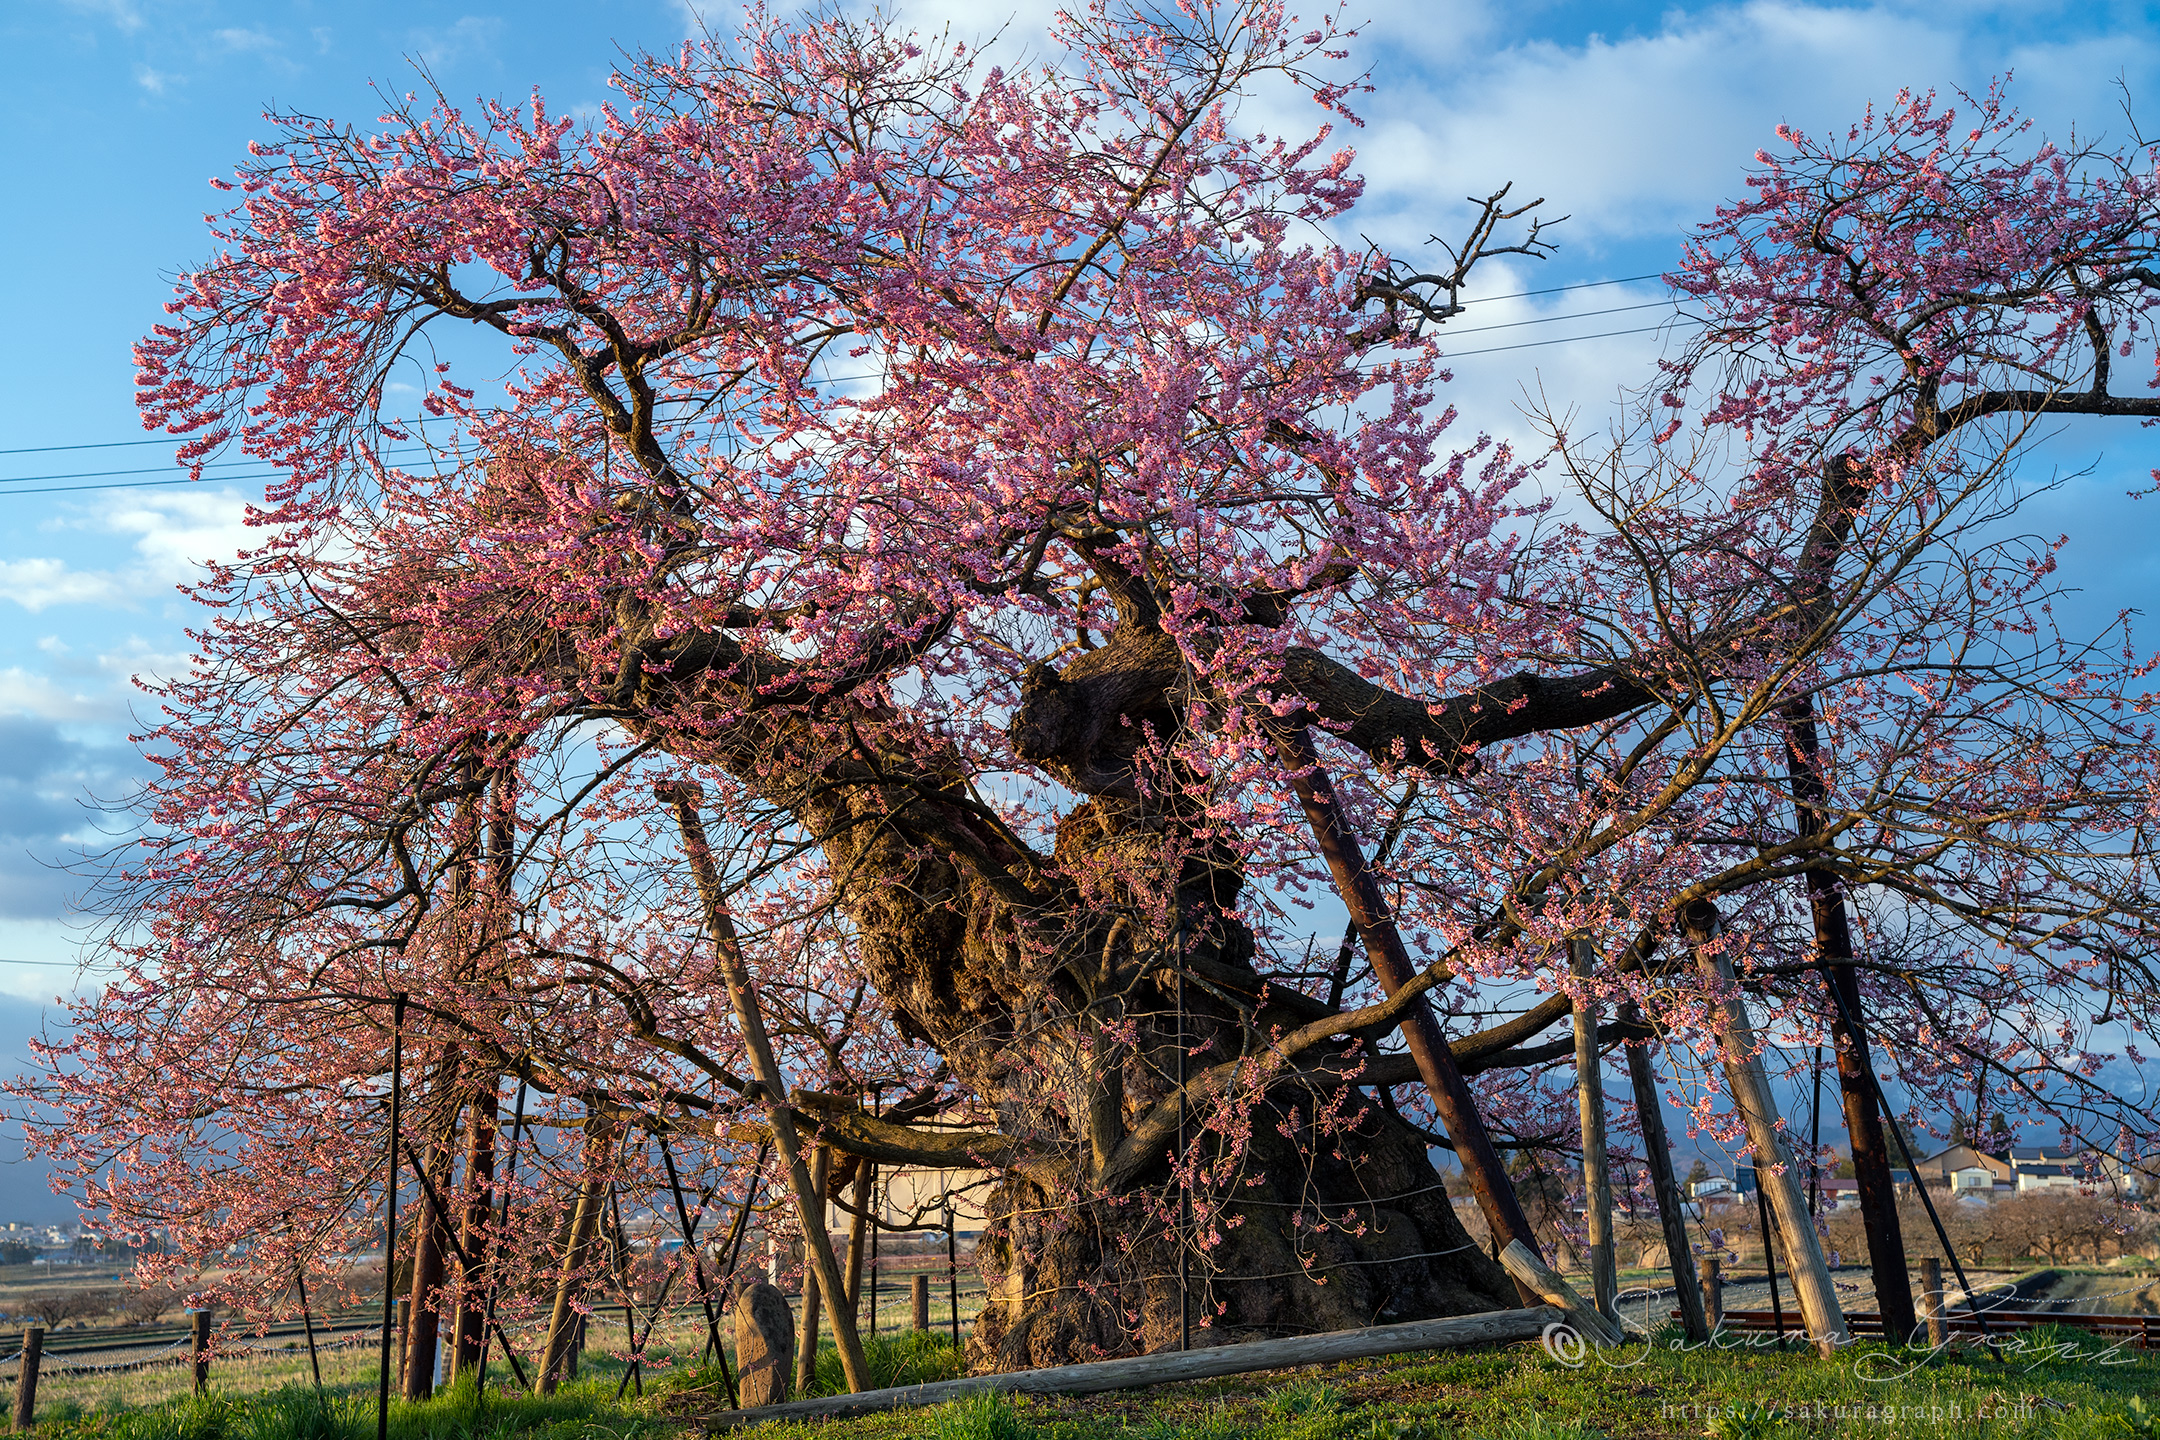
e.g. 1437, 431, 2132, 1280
0, 446, 436, 493
1442, 321, 1681, 358
1472, 271, 1667, 303
0, 275, 1677, 461
0, 414, 468, 458
1434, 299, 1675, 338
0, 448, 429, 486
0, 478, 234, 496
0, 294, 1686, 496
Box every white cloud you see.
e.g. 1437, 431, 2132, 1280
1351, 0, 2160, 251
407, 16, 504, 71
95, 638, 199, 696
0, 561, 124, 614
98, 489, 258, 589
61, 0, 143, 34
2, 490, 258, 619
213, 26, 277, 52
132, 63, 179, 95
0, 670, 112, 724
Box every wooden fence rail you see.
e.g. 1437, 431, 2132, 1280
707, 1305, 1567, 1429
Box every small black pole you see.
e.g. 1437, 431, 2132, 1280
297, 1268, 323, 1392
869, 1085, 883, 1340
658, 1132, 737, 1405
1176, 965, 1190, 1353
944, 1194, 960, 1350
1752, 1170, 1786, 1344
1807, 1045, 1825, 1219
377, 991, 407, 1440
708, 1146, 769, 1363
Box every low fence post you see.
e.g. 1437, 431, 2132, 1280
1920, 1257, 1945, 1348
12, 1327, 44, 1433
911, 1275, 930, 1333
191, 1309, 212, 1395
1698, 1255, 1723, 1333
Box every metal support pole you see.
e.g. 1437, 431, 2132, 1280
869, 1085, 882, 1340
945, 1200, 960, 1350
376, 992, 406, 1440
658, 1131, 735, 1402
297, 1270, 323, 1392
1754, 1176, 1786, 1344
1176, 963, 1190, 1352
192, 1308, 212, 1394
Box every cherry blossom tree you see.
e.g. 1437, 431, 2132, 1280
21, 2, 2160, 1373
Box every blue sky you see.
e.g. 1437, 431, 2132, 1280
0, 0, 2156, 1218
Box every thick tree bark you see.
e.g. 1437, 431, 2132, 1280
399, 1054, 462, 1402
625, 628, 1631, 1368
400, 1140, 452, 1400
451, 1085, 496, 1380
969, 1085, 1515, 1369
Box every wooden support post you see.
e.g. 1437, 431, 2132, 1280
795, 1147, 829, 1395
1619, 1006, 1708, 1342
1499, 1240, 1626, 1347
1687, 900, 1848, 1357
844, 1160, 871, 1322
1699, 1255, 1723, 1333
1276, 729, 1540, 1282
660, 783, 869, 1394
912, 1275, 930, 1332
1921, 1256, 1946, 1348
1570, 937, 1616, 1322
537, 1125, 613, 1394
191, 1309, 212, 1394
12, 1328, 43, 1432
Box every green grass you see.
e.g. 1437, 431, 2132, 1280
28, 1373, 636, 1440
24, 1331, 2160, 1440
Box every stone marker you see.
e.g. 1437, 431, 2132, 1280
734, 1283, 795, 1407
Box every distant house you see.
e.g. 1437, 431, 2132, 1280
1914, 1143, 2016, 1188
1916, 1140, 2142, 1197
